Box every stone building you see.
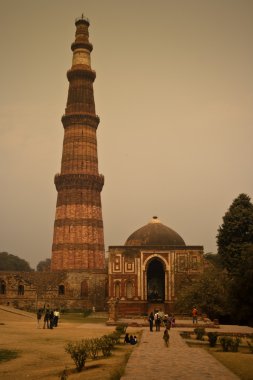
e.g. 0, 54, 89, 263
108, 216, 203, 316
0, 16, 107, 312
0, 17, 204, 314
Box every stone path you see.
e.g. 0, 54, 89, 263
121, 327, 240, 380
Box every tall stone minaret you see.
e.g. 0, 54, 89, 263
51, 16, 105, 271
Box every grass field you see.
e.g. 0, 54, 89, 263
0, 308, 140, 380
185, 333, 253, 380
209, 350, 253, 380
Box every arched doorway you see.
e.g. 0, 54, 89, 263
147, 259, 165, 302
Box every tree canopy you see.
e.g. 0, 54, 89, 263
217, 193, 253, 273
0, 252, 32, 271
174, 266, 229, 320
36, 258, 51, 272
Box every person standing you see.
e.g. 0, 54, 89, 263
148, 312, 154, 332
49, 310, 55, 329
192, 306, 198, 324
154, 312, 161, 331
54, 309, 60, 327
36, 308, 43, 328
43, 307, 50, 329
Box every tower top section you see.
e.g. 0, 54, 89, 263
71, 15, 93, 56
75, 14, 90, 26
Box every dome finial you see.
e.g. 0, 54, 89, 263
150, 216, 160, 223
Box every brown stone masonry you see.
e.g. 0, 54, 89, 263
51, 17, 105, 271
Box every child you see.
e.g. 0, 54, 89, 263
163, 327, 170, 346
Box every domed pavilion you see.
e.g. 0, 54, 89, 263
108, 216, 204, 316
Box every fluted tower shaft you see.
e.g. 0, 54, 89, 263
51, 17, 105, 271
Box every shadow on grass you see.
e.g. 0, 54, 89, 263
0, 349, 19, 362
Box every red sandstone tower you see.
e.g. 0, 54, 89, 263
51, 16, 105, 271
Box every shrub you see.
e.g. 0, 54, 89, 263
219, 336, 241, 352
83, 309, 92, 318
207, 332, 218, 347
115, 324, 128, 335
194, 327, 205, 340
65, 340, 88, 372
86, 338, 100, 360
99, 335, 114, 357
247, 340, 253, 353
108, 332, 121, 345
230, 337, 241, 352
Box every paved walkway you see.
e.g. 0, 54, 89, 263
121, 327, 241, 380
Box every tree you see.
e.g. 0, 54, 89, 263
217, 193, 253, 274
174, 266, 229, 320
228, 245, 253, 325
36, 258, 51, 272
0, 252, 32, 271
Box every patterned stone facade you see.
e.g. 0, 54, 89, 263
51, 16, 105, 271
108, 245, 203, 316
107, 217, 204, 316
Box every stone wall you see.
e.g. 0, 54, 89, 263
0, 270, 107, 312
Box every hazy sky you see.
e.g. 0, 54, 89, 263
0, 0, 253, 269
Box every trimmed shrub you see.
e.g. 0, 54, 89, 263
86, 338, 100, 360
115, 324, 128, 335
207, 332, 218, 347
108, 332, 121, 345
99, 335, 114, 357
219, 336, 241, 352
194, 327, 205, 340
65, 340, 88, 372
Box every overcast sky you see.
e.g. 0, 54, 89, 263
0, 0, 253, 269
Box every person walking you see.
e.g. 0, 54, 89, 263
148, 312, 154, 332
163, 327, 170, 346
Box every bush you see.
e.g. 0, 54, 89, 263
85, 338, 100, 360
207, 332, 218, 347
230, 337, 241, 352
194, 327, 205, 340
99, 335, 114, 357
65, 340, 88, 372
108, 332, 121, 345
83, 309, 92, 318
115, 324, 128, 335
219, 336, 241, 352
247, 340, 253, 353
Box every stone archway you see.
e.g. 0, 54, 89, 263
147, 259, 165, 302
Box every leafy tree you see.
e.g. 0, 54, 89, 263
203, 253, 222, 268
175, 266, 229, 320
217, 193, 253, 273
36, 258, 51, 272
0, 252, 32, 271
228, 245, 253, 325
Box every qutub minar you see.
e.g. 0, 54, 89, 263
51, 15, 105, 272
0, 17, 204, 317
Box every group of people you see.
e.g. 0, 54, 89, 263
124, 333, 138, 345
36, 306, 60, 329
148, 311, 175, 332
